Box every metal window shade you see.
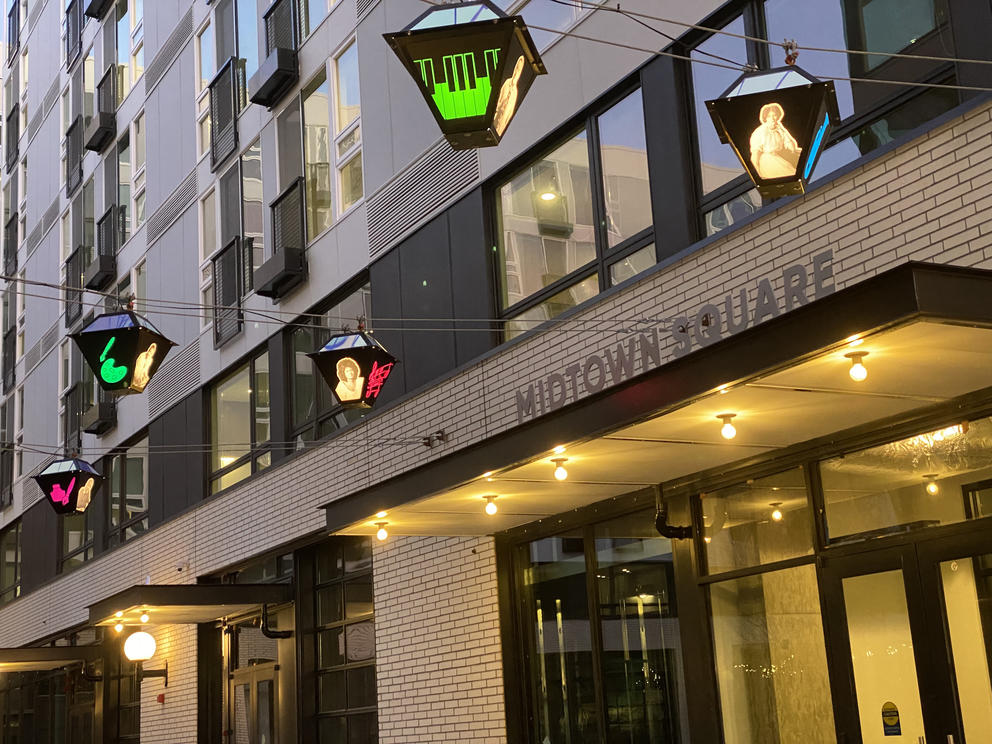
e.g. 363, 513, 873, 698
144, 9, 193, 94
3, 212, 17, 277
212, 237, 244, 346
209, 58, 240, 171
64, 249, 84, 328
5, 105, 18, 173
97, 64, 117, 115
1, 330, 13, 393
6, 6, 18, 64
147, 340, 201, 420
272, 177, 304, 252
66, 116, 84, 197
65, 0, 82, 69
97, 206, 117, 258
265, 0, 297, 55
62, 384, 83, 456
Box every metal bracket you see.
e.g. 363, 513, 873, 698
137, 660, 168, 687
422, 430, 447, 448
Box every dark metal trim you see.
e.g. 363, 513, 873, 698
0, 645, 102, 664
323, 262, 992, 531
87, 583, 294, 625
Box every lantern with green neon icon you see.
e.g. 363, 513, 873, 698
69, 310, 177, 395
384, 0, 547, 150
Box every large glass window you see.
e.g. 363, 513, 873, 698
0, 520, 19, 604
334, 42, 362, 213
291, 284, 370, 443
518, 510, 687, 744
303, 69, 332, 241
240, 139, 264, 272
312, 537, 377, 743
299, 0, 328, 39
115, 0, 131, 102
821, 417, 992, 543
106, 436, 149, 548
210, 350, 270, 494
496, 90, 655, 339
61, 508, 93, 574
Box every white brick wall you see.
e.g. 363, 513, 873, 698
373, 536, 505, 744
0, 91, 990, 744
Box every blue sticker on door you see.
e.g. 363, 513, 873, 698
882, 701, 901, 736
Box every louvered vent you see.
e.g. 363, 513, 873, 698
26, 109, 41, 141
23, 343, 39, 372
26, 0, 41, 31
24, 221, 42, 256
22, 322, 60, 375
24, 457, 56, 507
42, 78, 60, 115
144, 8, 193, 94
357, 0, 379, 20
147, 339, 201, 419
367, 139, 479, 260
43, 198, 60, 233
41, 322, 58, 356
147, 168, 197, 245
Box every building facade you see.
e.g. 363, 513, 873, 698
0, 0, 990, 742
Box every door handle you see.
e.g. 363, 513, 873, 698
946, 736, 954, 744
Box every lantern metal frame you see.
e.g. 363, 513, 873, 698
33, 457, 104, 515
307, 331, 399, 410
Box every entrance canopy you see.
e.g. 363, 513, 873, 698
88, 583, 293, 627
0, 645, 102, 673
323, 263, 992, 536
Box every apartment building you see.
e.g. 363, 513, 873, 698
0, 0, 990, 742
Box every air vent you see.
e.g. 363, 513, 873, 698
25, 221, 42, 256
147, 340, 201, 419
42, 78, 59, 116
357, 0, 379, 20
367, 139, 479, 261
43, 198, 60, 233
147, 169, 197, 245
144, 8, 193, 94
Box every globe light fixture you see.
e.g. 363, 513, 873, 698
924, 475, 939, 496
552, 458, 568, 481
846, 351, 869, 382
124, 631, 156, 662
484, 495, 498, 515
770, 502, 784, 522
375, 522, 389, 541
717, 414, 737, 440
384, 0, 547, 149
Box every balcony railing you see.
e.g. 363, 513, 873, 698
6, 4, 18, 64
66, 0, 82, 68
213, 235, 250, 347
249, 0, 299, 107
3, 211, 16, 278
66, 115, 84, 197
84, 206, 117, 290
209, 57, 241, 170
64, 248, 84, 328
5, 105, 18, 174
85, 65, 117, 152
256, 177, 307, 299
2, 329, 14, 394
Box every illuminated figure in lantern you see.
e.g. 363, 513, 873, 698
132, 342, 158, 392
99, 337, 129, 385
335, 357, 365, 402
76, 478, 95, 510
493, 55, 525, 136
749, 102, 801, 179
51, 477, 76, 506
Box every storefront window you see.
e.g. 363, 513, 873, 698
518, 511, 688, 743
210, 350, 270, 494
821, 417, 992, 542
702, 467, 813, 574
710, 564, 835, 744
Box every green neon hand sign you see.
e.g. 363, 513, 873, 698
99, 336, 129, 384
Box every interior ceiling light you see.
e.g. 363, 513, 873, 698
375, 522, 389, 541
540, 191, 558, 201
845, 351, 869, 382
552, 458, 568, 481
140, 612, 150, 624
770, 502, 783, 522
375, 510, 388, 519
553, 445, 566, 455
717, 414, 737, 440
923, 474, 939, 496
114, 623, 124, 633
485, 495, 498, 516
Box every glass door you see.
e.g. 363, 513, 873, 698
821, 530, 992, 744
229, 663, 278, 744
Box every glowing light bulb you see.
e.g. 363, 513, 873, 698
845, 351, 869, 382
539, 191, 557, 201
552, 458, 568, 481
553, 445, 566, 455
717, 414, 737, 440
703, 536, 712, 544
124, 631, 156, 662
375, 511, 388, 519
114, 623, 124, 633
770, 502, 783, 522
485, 496, 498, 516
114, 611, 123, 618
924, 475, 939, 495
140, 612, 149, 624
375, 522, 388, 541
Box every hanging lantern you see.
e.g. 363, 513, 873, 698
706, 66, 840, 198
34, 458, 104, 515
308, 332, 398, 409
384, 0, 547, 150
69, 311, 176, 394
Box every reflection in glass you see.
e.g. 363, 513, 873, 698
843, 570, 924, 744
521, 533, 598, 743
704, 189, 760, 236
303, 70, 332, 241
711, 565, 835, 744
497, 130, 596, 309
692, 17, 748, 194
240, 140, 264, 275
594, 511, 686, 743
504, 274, 598, 341
822, 417, 992, 541
233, 682, 250, 744
212, 364, 252, 471
598, 90, 651, 248
257, 679, 274, 744
939, 556, 992, 742
609, 244, 655, 286
702, 467, 812, 574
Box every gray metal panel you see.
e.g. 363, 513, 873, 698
144, 8, 193, 94
147, 168, 197, 245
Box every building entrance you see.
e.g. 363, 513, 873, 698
821, 527, 992, 744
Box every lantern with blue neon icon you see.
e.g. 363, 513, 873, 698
34, 458, 104, 515
384, 0, 547, 150
69, 310, 176, 395
308, 331, 398, 409
706, 66, 839, 198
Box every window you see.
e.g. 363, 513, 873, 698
299, 0, 328, 39
302, 69, 331, 241
0, 520, 19, 604
18, 46, 27, 131
334, 42, 362, 213
105, 436, 149, 548
132, 113, 145, 229
117, 132, 130, 244
196, 20, 215, 158
235, 0, 259, 85
240, 139, 263, 272
495, 88, 654, 340
311, 537, 377, 742
514, 509, 686, 742
61, 507, 93, 574
131, 41, 143, 82
290, 283, 370, 444
210, 349, 270, 494
83, 47, 94, 126
200, 190, 217, 327
115, 0, 131, 102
